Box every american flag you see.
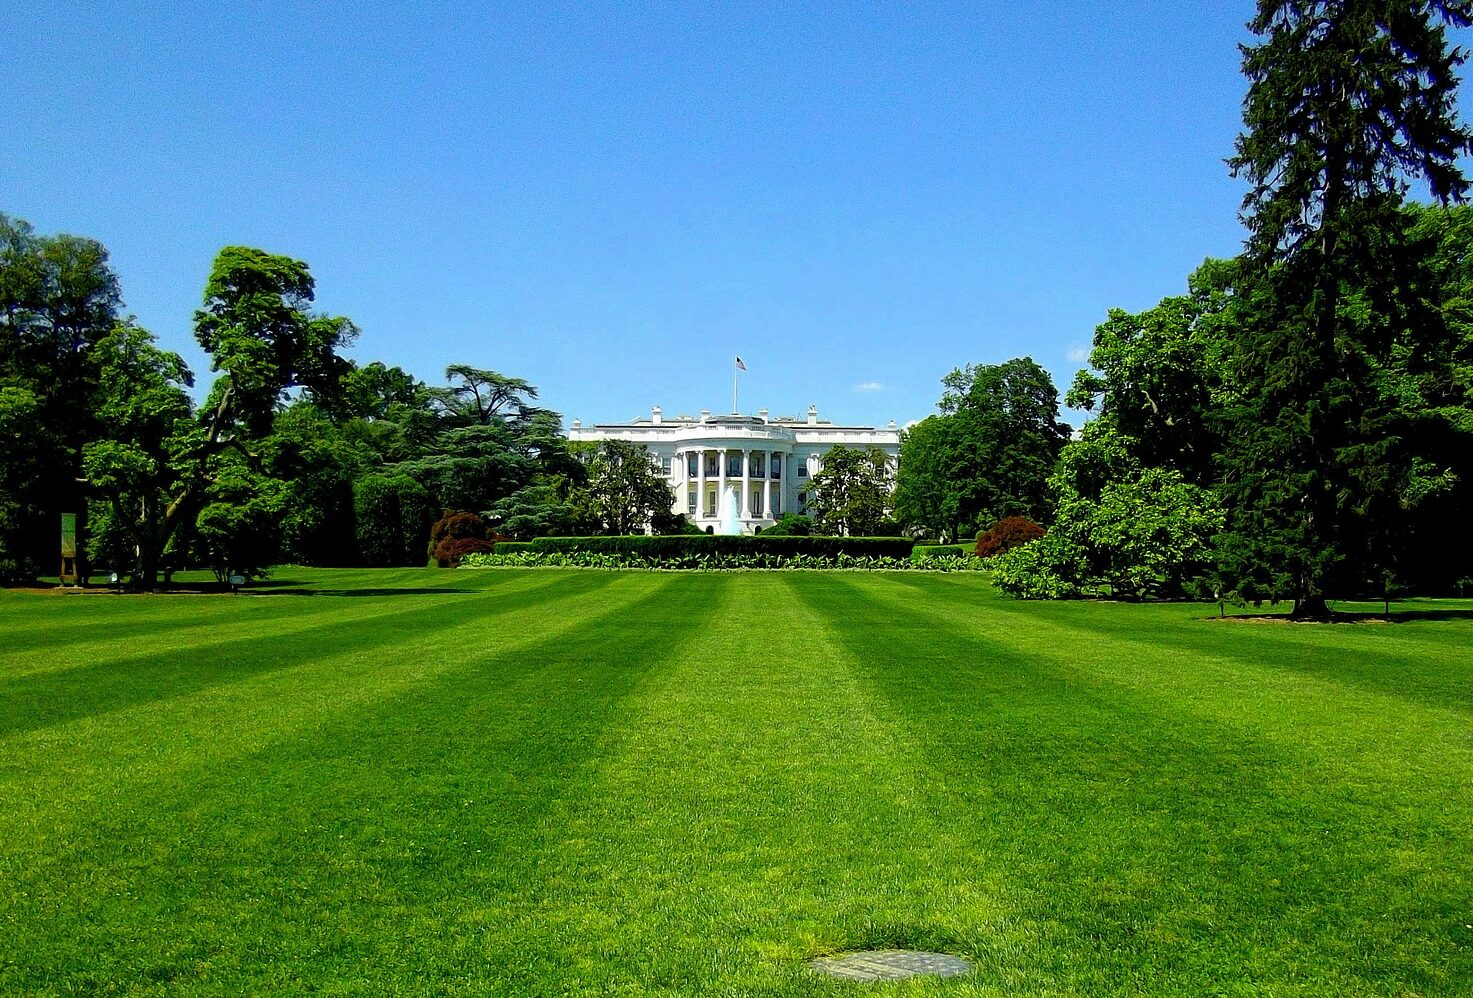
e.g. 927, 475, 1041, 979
735, 356, 746, 371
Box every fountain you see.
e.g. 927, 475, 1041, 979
717, 483, 743, 535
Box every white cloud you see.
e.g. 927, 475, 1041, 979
853, 381, 886, 393
1066, 345, 1091, 363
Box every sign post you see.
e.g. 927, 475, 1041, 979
59, 513, 78, 586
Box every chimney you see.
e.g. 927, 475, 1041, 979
700, 409, 711, 422
651, 405, 662, 425
758, 408, 769, 422
806, 404, 818, 425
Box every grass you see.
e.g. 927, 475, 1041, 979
2, 568, 1471, 996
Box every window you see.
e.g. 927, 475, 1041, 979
705, 488, 716, 517
751, 453, 765, 477
797, 463, 808, 479
726, 455, 742, 477
772, 493, 782, 516
687, 453, 699, 477
752, 489, 763, 517
687, 488, 696, 514
771, 454, 782, 479
660, 456, 672, 475
705, 454, 719, 476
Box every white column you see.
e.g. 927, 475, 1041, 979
717, 448, 728, 518
696, 449, 706, 521
741, 448, 751, 518
762, 450, 772, 520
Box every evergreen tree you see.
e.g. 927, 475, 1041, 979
1220, 0, 1473, 617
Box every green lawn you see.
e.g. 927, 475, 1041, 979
2, 569, 1471, 996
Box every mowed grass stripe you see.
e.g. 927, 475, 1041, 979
880, 572, 1473, 715
796, 573, 1473, 996
0, 570, 612, 741
0, 572, 642, 845
0, 572, 708, 995
460, 572, 1013, 996
862, 573, 1473, 773
0, 567, 561, 671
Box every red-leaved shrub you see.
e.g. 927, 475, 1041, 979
434, 535, 497, 567
429, 510, 507, 567
975, 516, 1045, 558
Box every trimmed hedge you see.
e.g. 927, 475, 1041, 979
493, 541, 534, 555
526, 535, 914, 562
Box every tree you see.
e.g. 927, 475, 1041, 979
805, 445, 893, 536
353, 474, 435, 567
80, 324, 196, 581
1066, 259, 1238, 485
1220, 0, 1473, 618
894, 358, 1070, 540
0, 214, 123, 576
105, 247, 357, 586
990, 424, 1225, 600
576, 439, 676, 535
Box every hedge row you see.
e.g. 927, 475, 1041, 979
461, 549, 985, 572
521, 535, 916, 562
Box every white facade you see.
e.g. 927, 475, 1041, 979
568, 405, 901, 534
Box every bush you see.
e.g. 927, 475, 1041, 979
0, 557, 37, 586
355, 475, 436, 567
434, 536, 497, 568
761, 514, 813, 537
493, 541, 534, 555
975, 516, 1045, 558
525, 534, 915, 564
428, 510, 513, 567
913, 543, 972, 561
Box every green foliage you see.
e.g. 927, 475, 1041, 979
1219, 0, 1473, 615
519, 534, 915, 567
80, 324, 196, 580
574, 439, 677, 536
1066, 260, 1237, 484
991, 426, 1225, 600
0, 214, 123, 572
912, 543, 972, 561
760, 513, 813, 537
895, 357, 1070, 539
486, 477, 595, 540
352, 474, 433, 568
805, 445, 893, 536
191, 455, 285, 582
194, 247, 358, 434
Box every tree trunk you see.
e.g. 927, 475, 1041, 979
1290, 594, 1332, 620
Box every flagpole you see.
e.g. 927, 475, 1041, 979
732, 363, 739, 414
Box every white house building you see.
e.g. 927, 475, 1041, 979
568, 405, 902, 534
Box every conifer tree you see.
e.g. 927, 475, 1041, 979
1220, 0, 1473, 617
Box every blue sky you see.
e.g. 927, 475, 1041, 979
1, 2, 1401, 428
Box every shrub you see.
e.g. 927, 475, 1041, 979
356, 475, 438, 567
761, 514, 814, 537
975, 516, 1045, 558
428, 510, 514, 567
913, 543, 972, 561
525, 534, 915, 565
434, 536, 497, 568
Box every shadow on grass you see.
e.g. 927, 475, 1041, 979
245, 587, 476, 597
1215, 608, 1473, 624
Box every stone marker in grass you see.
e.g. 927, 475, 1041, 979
809, 949, 971, 981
